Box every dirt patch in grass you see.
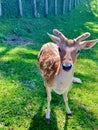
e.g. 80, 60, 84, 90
5, 34, 33, 45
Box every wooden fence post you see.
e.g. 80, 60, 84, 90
0, 0, 82, 18
74, 0, 76, 8
62, 0, 66, 14
77, 0, 79, 4
18, 0, 23, 16
0, 0, 2, 16
68, 0, 71, 11
54, 0, 57, 15
33, 0, 37, 17
45, 0, 48, 17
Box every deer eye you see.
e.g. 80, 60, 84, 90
76, 49, 81, 54
58, 47, 61, 52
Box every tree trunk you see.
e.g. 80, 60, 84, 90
74, 0, 76, 7
18, 0, 23, 16
33, 0, 37, 17
62, 0, 66, 14
45, 0, 48, 17
54, 0, 57, 15
77, 0, 79, 4
68, 0, 71, 11
0, 0, 2, 16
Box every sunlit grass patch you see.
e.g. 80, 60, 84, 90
85, 22, 98, 34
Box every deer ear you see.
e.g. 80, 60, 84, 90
79, 39, 98, 49
47, 33, 61, 44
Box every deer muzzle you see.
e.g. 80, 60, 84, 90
62, 63, 72, 71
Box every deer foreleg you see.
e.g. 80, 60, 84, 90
45, 87, 51, 120
63, 92, 72, 116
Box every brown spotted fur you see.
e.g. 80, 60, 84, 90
38, 42, 60, 83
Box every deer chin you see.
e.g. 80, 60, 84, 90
64, 68, 73, 73
63, 68, 72, 72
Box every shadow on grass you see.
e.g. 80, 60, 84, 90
28, 95, 98, 130
28, 101, 59, 130
70, 99, 98, 129
74, 72, 97, 83
64, 114, 69, 130
63, 98, 98, 130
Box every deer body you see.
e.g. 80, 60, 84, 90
40, 42, 73, 95
38, 29, 98, 120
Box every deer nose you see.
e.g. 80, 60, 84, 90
62, 63, 72, 71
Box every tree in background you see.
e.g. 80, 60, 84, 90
0, 0, 2, 16
18, 0, 23, 16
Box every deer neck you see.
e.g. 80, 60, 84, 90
58, 65, 73, 83
52, 65, 73, 95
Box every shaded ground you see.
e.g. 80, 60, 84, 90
5, 34, 33, 45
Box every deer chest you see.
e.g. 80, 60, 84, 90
52, 68, 73, 95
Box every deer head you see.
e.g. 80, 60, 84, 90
48, 29, 98, 71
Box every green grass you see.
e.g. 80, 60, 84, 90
0, 0, 98, 129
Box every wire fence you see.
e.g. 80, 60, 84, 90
0, 0, 82, 18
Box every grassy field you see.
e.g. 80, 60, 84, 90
0, 0, 98, 130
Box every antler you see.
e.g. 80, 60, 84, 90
75, 32, 90, 42
53, 29, 68, 41
47, 32, 61, 44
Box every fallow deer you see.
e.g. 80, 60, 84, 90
38, 29, 97, 120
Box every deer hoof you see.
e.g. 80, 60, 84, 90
67, 113, 73, 116
45, 118, 51, 122
73, 77, 82, 84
